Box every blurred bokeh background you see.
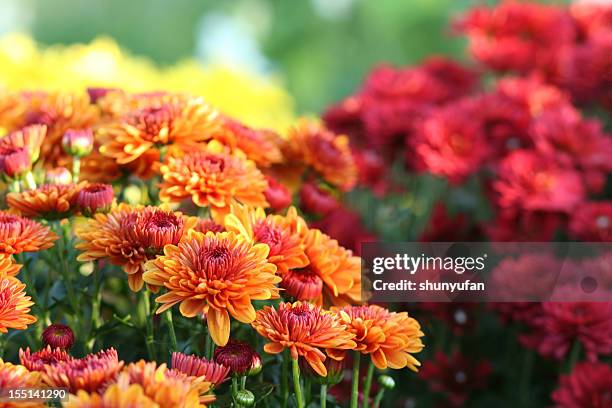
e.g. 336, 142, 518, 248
0, 0, 476, 114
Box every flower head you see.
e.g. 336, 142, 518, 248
263, 175, 292, 212
570, 201, 612, 242
0, 254, 21, 277
332, 305, 424, 371
214, 117, 283, 167
552, 362, 612, 408
0, 276, 37, 333
223, 204, 308, 275
252, 301, 356, 376
0, 211, 57, 255
42, 348, 124, 393
76, 183, 114, 216
0, 359, 43, 408
42, 323, 75, 350
76, 204, 197, 292
143, 230, 280, 345
62, 128, 94, 157
98, 96, 219, 164
19, 345, 73, 372
214, 341, 260, 376
171, 352, 230, 386
0, 125, 47, 163
0, 145, 31, 178
64, 382, 158, 408
158, 146, 269, 219
287, 119, 357, 191
7, 183, 85, 219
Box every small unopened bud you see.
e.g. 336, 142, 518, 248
299, 181, 338, 215
264, 175, 292, 211
0, 146, 31, 178
45, 167, 72, 185
42, 323, 75, 350
378, 375, 395, 390
77, 183, 114, 216
235, 389, 255, 407
246, 353, 262, 377
62, 129, 94, 157
214, 341, 260, 376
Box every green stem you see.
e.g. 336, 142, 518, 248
164, 309, 177, 354
350, 352, 361, 408
240, 376, 246, 390
87, 266, 104, 352
373, 389, 385, 408
320, 384, 327, 408
362, 360, 375, 408
281, 353, 289, 408
9, 179, 20, 193
291, 358, 304, 408
72, 157, 81, 181
140, 289, 156, 360
232, 377, 239, 405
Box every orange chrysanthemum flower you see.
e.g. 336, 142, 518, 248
252, 301, 356, 376
65, 382, 158, 408
0, 276, 37, 333
0, 254, 21, 277
171, 352, 230, 387
79, 150, 123, 183
293, 226, 361, 306
223, 204, 309, 275
24, 92, 98, 166
0, 359, 44, 408
76, 204, 197, 292
158, 144, 269, 219
7, 183, 85, 219
0, 211, 57, 255
213, 117, 283, 167
0, 125, 47, 163
119, 360, 212, 408
98, 95, 219, 165
42, 348, 124, 393
143, 230, 280, 346
331, 305, 425, 371
287, 119, 357, 191
20, 345, 73, 372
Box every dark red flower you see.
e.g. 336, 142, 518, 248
214, 340, 261, 376
42, 323, 75, 350
352, 148, 390, 195
264, 175, 292, 211
570, 201, 612, 242
493, 150, 585, 213
419, 351, 492, 408
299, 181, 339, 216
521, 302, 612, 361
456, 2, 575, 74
496, 76, 570, 116
484, 209, 563, 242
552, 362, 612, 408
419, 203, 476, 242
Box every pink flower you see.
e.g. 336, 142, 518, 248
552, 362, 612, 408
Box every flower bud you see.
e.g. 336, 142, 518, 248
264, 175, 292, 211
77, 183, 114, 216
62, 129, 94, 157
235, 389, 255, 407
299, 181, 338, 215
42, 323, 75, 350
0, 146, 31, 178
378, 375, 395, 390
246, 353, 262, 377
214, 340, 260, 376
45, 167, 72, 185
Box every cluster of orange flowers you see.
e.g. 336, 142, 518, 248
0, 87, 424, 406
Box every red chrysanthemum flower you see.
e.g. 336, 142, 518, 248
42, 323, 75, 350
158, 144, 269, 219
0, 211, 57, 255
223, 203, 309, 275
214, 340, 260, 376
569, 201, 612, 242
493, 150, 585, 213
0, 145, 31, 178
19, 345, 74, 372
42, 348, 124, 393
552, 361, 612, 408
0, 276, 37, 333
143, 230, 280, 346
76, 204, 197, 292
419, 351, 492, 408
76, 183, 115, 216
252, 301, 356, 377
263, 175, 292, 212
331, 305, 424, 371
171, 352, 230, 386
7, 183, 85, 219
521, 302, 612, 361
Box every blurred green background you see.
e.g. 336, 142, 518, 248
0, 0, 476, 113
